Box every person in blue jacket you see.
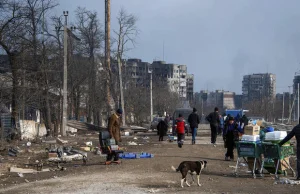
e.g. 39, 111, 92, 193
223, 116, 242, 161
218, 114, 224, 136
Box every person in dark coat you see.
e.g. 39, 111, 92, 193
188, 108, 200, 145
279, 119, 300, 180
223, 116, 242, 161
206, 107, 220, 146
240, 114, 249, 133
157, 120, 168, 141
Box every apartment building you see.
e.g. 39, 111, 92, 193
242, 73, 276, 102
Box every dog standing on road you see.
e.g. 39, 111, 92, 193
171, 160, 207, 188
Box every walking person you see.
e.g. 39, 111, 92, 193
206, 107, 220, 146
240, 114, 249, 133
279, 118, 300, 180
105, 108, 123, 165
218, 114, 224, 136
188, 108, 200, 145
223, 116, 242, 161
176, 114, 185, 148
157, 120, 168, 141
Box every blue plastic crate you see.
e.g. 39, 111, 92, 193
119, 152, 154, 159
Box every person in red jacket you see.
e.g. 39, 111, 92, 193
176, 114, 185, 148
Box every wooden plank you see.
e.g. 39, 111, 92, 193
10, 167, 50, 173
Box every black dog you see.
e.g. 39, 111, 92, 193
171, 160, 207, 188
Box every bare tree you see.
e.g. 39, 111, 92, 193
113, 7, 139, 125
0, 0, 26, 124
75, 7, 103, 124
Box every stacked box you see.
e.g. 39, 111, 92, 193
244, 125, 261, 136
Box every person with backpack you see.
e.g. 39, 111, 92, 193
206, 107, 220, 146
188, 108, 200, 145
176, 114, 185, 148
105, 108, 122, 164
223, 116, 242, 161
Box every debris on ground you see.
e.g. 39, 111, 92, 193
10, 167, 50, 173
119, 152, 154, 159
8, 148, 19, 157
273, 178, 300, 185
56, 138, 68, 144
128, 141, 138, 146
85, 142, 92, 146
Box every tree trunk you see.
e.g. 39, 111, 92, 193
75, 87, 80, 121
9, 54, 19, 131
44, 90, 52, 136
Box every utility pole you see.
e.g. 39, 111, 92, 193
288, 86, 292, 124
117, 54, 125, 126
282, 93, 284, 124
298, 83, 300, 122
149, 67, 153, 123
105, 0, 113, 115
201, 97, 203, 116
61, 11, 68, 136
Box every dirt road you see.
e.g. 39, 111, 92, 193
0, 131, 299, 194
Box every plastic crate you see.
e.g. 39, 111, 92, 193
262, 143, 294, 159
236, 142, 262, 158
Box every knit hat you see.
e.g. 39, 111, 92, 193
193, 108, 197, 112
116, 109, 123, 114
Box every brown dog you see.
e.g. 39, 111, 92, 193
171, 160, 207, 188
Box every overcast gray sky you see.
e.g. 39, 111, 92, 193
58, 0, 300, 94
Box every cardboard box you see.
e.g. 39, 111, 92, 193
244, 125, 260, 136
48, 152, 58, 158
273, 157, 290, 171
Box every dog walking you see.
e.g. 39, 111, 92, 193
188, 108, 200, 145
176, 114, 185, 148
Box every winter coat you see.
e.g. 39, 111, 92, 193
223, 122, 242, 148
206, 111, 220, 126
188, 112, 200, 129
176, 117, 185, 134
108, 113, 121, 143
279, 124, 300, 149
157, 120, 168, 136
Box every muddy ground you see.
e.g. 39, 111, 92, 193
0, 130, 299, 194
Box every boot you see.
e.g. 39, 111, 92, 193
113, 160, 121, 164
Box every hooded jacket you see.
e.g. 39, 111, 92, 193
188, 112, 200, 129
176, 117, 185, 134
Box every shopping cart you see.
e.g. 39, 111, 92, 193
262, 142, 295, 179
235, 142, 264, 178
